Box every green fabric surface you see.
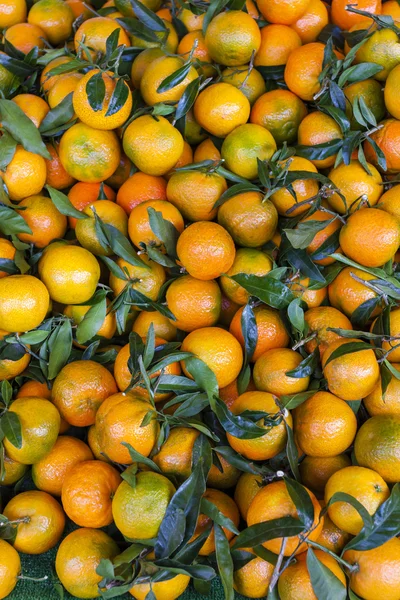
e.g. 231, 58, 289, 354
12, 545, 231, 600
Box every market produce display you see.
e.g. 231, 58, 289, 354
1, 0, 400, 598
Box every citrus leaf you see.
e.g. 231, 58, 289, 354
285, 478, 315, 529
47, 319, 73, 380
287, 298, 304, 334
127, 0, 166, 30
157, 63, 193, 94
307, 548, 347, 600
86, 71, 106, 112
39, 93, 74, 134
284, 218, 335, 250
175, 77, 200, 121
215, 524, 234, 600
231, 273, 294, 309
76, 296, 107, 344
106, 77, 130, 117
46, 185, 88, 220
200, 498, 240, 535
344, 483, 400, 551
0, 204, 32, 236
0, 132, 17, 170
155, 434, 211, 558
323, 341, 374, 367
286, 348, 319, 378
1, 411, 22, 449
0, 99, 50, 159
213, 182, 261, 209
232, 517, 304, 549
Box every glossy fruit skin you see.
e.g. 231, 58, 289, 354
354, 414, 400, 483
325, 465, 390, 534
123, 115, 184, 177
2, 145, 47, 201
112, 471, 176, 539
340, 207, 400, 267
52, 360, 117, 427
3, 490, 65, 554
0, 274, 49, 332
233, 549, 274, 598
61, 460, 121, 528
0, 539, 21, 600
294, 391, 357, 457
39, 244, 100, 305
32, 436, 94, 496
278, 549, 346, 600
227, 391, 292, 460
218, 192, 278, 247
247, 481, 323, 555
193, 83, 250, 138
166, 170, 227, 222
3, 397, 60, 465
181, 327, 243, 388
59, 123, 121, 183
129, 574, 190, 600
204, 10, 261, 66
251, 89, 307, 145
56, 528, 119, 599
95, 393, 159, 463
177, 221, 235, 281
253, 348, 310, 396
344, 538, 400, 600
322, 338, 380, 401
166, 275, 221, 332
221, 123, 277, 180
73, 70, 132, 130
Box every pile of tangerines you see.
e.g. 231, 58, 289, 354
1, 0, 400, 598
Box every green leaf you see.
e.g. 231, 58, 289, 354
241, 303, 257, 364
338, 62, 383, 86
200, 498, 240, 534
282, 390, 316, 410
157, 63, 193, 94
46, 185, 88, 220
183, 356, 218, 401
285, 478, 315, 529
1, 411, 22, 449
0, 259, 19, 275
351, 296, 381, 328
345, 483, 400, 551
0, 132, 17, 171
155, 434, 211, 559
47, 319, 73, 380
323, 341, 374, 367
127, 0, 167, 31
0, 204, 33, 236
147, 207, 179, 258
327, 492, 373, 534
214, 524, 234, 600
306, 548, 346, 600
106, 77, 130, 117
231, 273, 294, 309
86, 72, 106, 112
1, 381, 13, 406
213, 182, 261, 209
121, 442, 162, 473
232, 517, 304, 549
285, 420, 300, 481
175, 77, 200, 121
284, 218, 335, 250
296, 139, 343, 162
0, 99, 50, 159
17, 330, 49, 345
39, 93, 75, 135
286, 348, 319, 378
76, 297, 107, 344
287, 298, 304, 334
